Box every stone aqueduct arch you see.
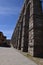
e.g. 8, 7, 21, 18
11, 0, 43, 57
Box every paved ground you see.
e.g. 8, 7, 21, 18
0, 47, 37, 65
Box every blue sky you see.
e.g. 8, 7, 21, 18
0, 0, 43, 39
0, 0, 24, 39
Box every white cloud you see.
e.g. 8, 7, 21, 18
0, 24, 14, 29
3, 30, 13, 35
0, 6, 21, 15
0, 29, 13, 39
0, 25, 13, 38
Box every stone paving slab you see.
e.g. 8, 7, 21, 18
0, 47, 37, 65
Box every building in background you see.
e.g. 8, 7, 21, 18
0, 32, 11, 47
0, 32, 6, 45
11, 0, 43, 57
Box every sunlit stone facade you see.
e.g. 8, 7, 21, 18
11, 0, 43, 57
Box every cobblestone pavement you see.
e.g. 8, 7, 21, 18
0, 47, 37, 65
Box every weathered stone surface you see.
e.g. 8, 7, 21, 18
11, 0, 43, 57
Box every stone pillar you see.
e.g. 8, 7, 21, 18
17, 23, 21, 50
33, 0, 43, 57
18, 20, 23, 50
21, 16, 25, 51
29, 0, 43, 57
15, 31, 17, 48
28, 0, 34, 56
21, 1, 29, 52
